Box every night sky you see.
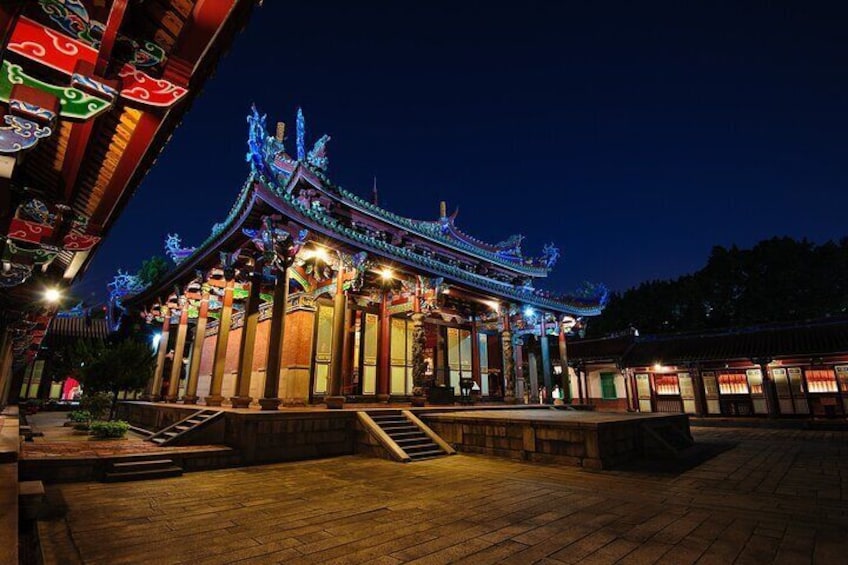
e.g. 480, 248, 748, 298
75, 1, 848, 303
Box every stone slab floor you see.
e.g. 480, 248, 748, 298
38, 426, 848, 564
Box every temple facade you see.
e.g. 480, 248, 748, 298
567, 319, 848, 418
126, 107, 608, 408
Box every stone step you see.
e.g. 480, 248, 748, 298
407, 449, 445, 460
103, 465, 183, 483
394, 436, 430, 445
404, 443, 441, 454
110, 459, 175, 473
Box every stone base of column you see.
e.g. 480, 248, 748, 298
204, 394, 224, 407
230, 396, 253, 409
504, 393, 517, 404
164, 395, 179, 403
324, 396, 345, 409
376, 394, 390, 403
258, 397, 282, 411
139, 394, 155, 402
182, 395, 199, 405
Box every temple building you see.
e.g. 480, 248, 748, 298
126, 107, 608, 408
0, 0, 259, 405
567, 318, 848, 418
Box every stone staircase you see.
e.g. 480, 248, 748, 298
147, 409, 222, 447
366, 411, 450, 461
103, 458, 183, 483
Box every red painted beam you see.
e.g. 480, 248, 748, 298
169, 0, 237, 78
89, 110, 163, 229
95, 0, 129, 76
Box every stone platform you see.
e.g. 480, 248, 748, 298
420, 409, 692, 469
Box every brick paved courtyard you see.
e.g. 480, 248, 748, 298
39, 426, 848, 564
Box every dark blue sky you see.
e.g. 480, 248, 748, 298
76, 1, 848, 303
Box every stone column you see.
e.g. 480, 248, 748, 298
148, 308, 170, 401
260, 269, 289, 410
501, 309, 516, 403
539, 316, 552, 403
470, 315, 481, 389
231, 268, 262, 408
411, 312, 426, 390
326, 260, 347, 408
205, 280, 234, 407
165, 303, 189, 402
514, 335, 526, 403
377, 289, 391, 402
558, 326, 569, 401
183, 290, 209, 404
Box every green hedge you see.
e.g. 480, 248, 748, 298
67, 410, 93, 423
89, 420, 130, 439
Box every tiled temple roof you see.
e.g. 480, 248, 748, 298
567, 318, 848, 366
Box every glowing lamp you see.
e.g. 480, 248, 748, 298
484, 300, 500, 312
523, 307, 535, 318
379, 268, 394, 281
151, 332, 162, 350
44, 288, 61, 303
653, 363, 663, 372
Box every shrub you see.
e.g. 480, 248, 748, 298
89, 420, 130, 439
73, 422, 90, 431
79, 392, 112, 420
67, 410, 93, 423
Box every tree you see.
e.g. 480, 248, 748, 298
588, 237, 848, 337
136, 255, 170, 287
79, 339, 156, 419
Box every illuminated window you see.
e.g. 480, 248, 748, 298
805, 369, 838, 393
718, 373, 749, 395
654, 374, 680, 396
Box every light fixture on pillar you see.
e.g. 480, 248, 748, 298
379, 267, 394, 281
484, 300, 500, 312
44, 287, 62, 304
151, 332, 161, 350
523, 306, 535, 319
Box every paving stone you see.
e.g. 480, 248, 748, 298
35, 426, 848, 564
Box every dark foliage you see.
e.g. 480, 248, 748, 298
588, 237, 848, 337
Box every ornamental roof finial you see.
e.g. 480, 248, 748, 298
296, 107, 305, 161
439, 200, 446, 218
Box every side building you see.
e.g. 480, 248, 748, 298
125, 107, 608, 407
567, 318, 848, 418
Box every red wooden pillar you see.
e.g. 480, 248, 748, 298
377, 290, 391, 401
327, 262, 347, 405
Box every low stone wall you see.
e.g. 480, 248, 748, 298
225, 411, 355, 464
18, 448, 240, 483
421, 411, 690, 469
1, 407, 20, 565
115, 402, 198, 432
119, 402, 357, 465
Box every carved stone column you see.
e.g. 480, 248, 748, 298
148, 307, 170, 401
165, 300, 189, 402
205, 279, 234, 407
502, 309, 516, 403
183, 289, 209, 404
